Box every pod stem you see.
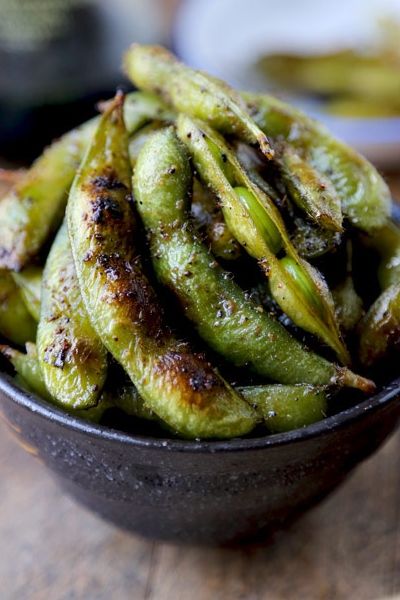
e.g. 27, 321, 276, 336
339, 368, 376, 394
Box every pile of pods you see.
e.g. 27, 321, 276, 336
0, 45, 398, 439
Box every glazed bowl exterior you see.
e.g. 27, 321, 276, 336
0, 372, 399, 544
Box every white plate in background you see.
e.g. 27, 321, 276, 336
174, 0, 400, 167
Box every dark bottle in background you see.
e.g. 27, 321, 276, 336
0, 0, 174, 163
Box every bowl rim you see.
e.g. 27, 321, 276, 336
1, 371, 399, 453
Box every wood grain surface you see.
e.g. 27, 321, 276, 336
0, 174, 399, 600
1, 422, 399, 600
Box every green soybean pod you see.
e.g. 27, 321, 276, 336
0, 119, 96, 271
0, 271, 37, 345
133, 127, 372, 392
176, 114, 350, 365
0, 343, 156, 423
0, 342, 51, 400
244, 91, 391, 232
359, 283, 400, 367
37, 221, 108, 410
0, 92, 172, 271
290, 217, 342, 259
123, 44, 273, 159
239, 384, 328, 433
275, 143, 343, 232
12, 266, 42, 321
358, 220, 400, 365
67, 93, 256, 439
364, 220, 400, 289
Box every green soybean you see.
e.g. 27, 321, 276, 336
133, 127, 372, 392
124, 44, 274, 159
37, 222, 108, 409
67, 94, 257, 439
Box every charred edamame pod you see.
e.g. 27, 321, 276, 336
0, 343, 153, 423
123, 44, 274, 159
1, 336, 327, 432
0, 93, 172, 271
134, 127, 372, 392
245, 92, 391, 232
37, 222, 108, 409
177, 114, 350, 364
67, 94, 257, 439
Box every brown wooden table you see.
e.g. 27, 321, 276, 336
1, 175, 399, 600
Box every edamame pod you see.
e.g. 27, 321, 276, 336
245, 92, 391, 231
240, 384, 328, 433
290, 217, 341, 259
0, 343, 51, 400
0, 343, 151, 423
67, 93, 257, 439
332, 242, 364, 333
275, 143, 343, 232
134, 127, 372, 391
177, 115, 349, 364
12, 266, 42, 321
191, 178, 242, 261
246, 92, 389, 226
363, 220, 400, 289
37, 221, 108, 409
0, 271, 37, 345
359, 220, 400, 365
0, 119, 96, 271
0, 93, 172, 271
123, 44, 273, 159
359, 283, 400, 367
333, 276, 364, 333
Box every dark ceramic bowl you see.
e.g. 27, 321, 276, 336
1, 371, 399, 545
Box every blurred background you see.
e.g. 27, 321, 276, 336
1, 0, 400, 165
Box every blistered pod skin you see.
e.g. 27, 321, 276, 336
67, 94, 256, 439
133, 127, 373, 392
37, 222, 108, 409
123, 44, 273, 159
244, 92, 391, 232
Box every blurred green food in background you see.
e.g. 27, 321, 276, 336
256, 20, 400, 118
